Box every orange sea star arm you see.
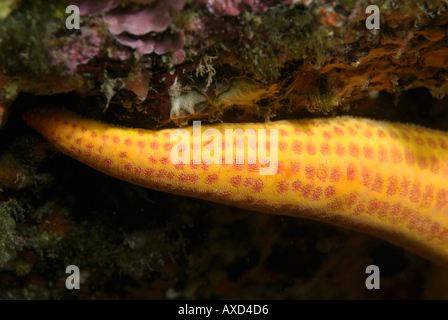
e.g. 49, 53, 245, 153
23, 106, 448, 267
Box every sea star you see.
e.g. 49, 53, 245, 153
23, 106, 448, 267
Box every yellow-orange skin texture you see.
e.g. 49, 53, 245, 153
24, 106, 448, 267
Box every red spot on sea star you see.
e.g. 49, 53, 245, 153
330, 166, 343, 182
367, 199, 380, 215
316, 164, 328, 182
277, 180, 288, 194
205, 174, 218, 185
410, 183, 421, 203
436, 188, 448, 209
325, 186, 335, 198
334, 127, 344, 136
323, 131, 332, 139
389, 131, 399, 140
347, 193, 359, 209
421, 185, 435, 208
157, 170, 167, 178
305, 165, 315, 180
401, 132, 410, 142
292, 141, 302, 154
148, 156, 157, 164
279, 142, 288, 152
378, 146, 388, 162
353, 203, 365, 216
335, 143, 345, 157
305, 128, 314, 136
386, 177, 398, 196
144, 168, 154, 177
363, 130, 372, 138
414, 136, 425, 146
416, 155, 428, 170
179, 174, 199, 183
427, 138, 437, 149
311, 187, 322, 201
150, 141, 160, 150
163, 142, 173, 151
347, 163, 356, 181
362, 168, 372, 188
405, 149, 415, 166
428, 156, 441, 174
347, 126, 357, 136
391, 147, 403, 164
372, 174, 384, 193
327, 199, 342, 211
230, 175, 242, 187
349, 143, 359, 157
363, 146, 374, 159
252, 179, 264, 193
305, 142, 316, 155
439, 138, 448, 150
124, 138, 133, 147
320, 143, 331, 156
400, 178, 410, 197
136, 141, 146, 149
290, 162, 300, 174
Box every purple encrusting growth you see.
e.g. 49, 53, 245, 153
116, 32, 184, 55
74, 0, 298, 56
104, 1, 186, 35
103, 0, 186, 55
104, 2, 172, 35
50, 20, 102, 74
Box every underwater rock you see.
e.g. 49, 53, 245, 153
116, 31, 184, 55
0, 0, 446, 126
204, 0, 300, 16
75, 0, 121, 16
0, 72, 11, 130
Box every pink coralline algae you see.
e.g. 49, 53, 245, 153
50, 23, 102, 75
116, 32, 184, 55
103, 0, 186, 55
104, 1, 186, 35
204, 0, 300, 16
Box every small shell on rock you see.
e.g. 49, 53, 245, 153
213, 77, 271, 110
170, 88, 210, 119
